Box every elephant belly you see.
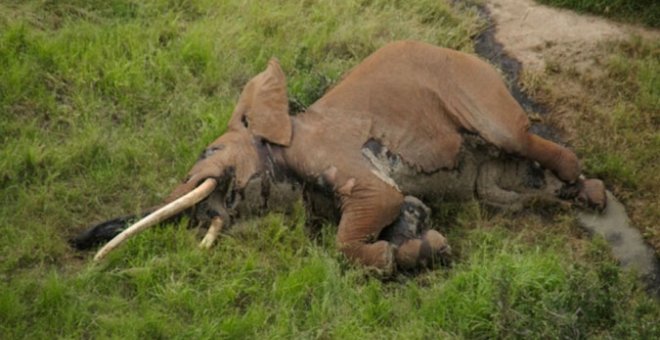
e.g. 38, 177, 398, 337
361, 138, 482, 202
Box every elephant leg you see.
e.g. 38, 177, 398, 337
523, 133, 606, 209
522, 133, 581, 183
476, 159, 526, 210
335, 176, 404, 275
476, 159, 567, 210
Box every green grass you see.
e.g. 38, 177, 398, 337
1, 0, 659, 338
536, 0, 660, 28
523, 36, 660, 251
2, 208, 658, 338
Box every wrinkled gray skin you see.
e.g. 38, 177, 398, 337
194, 134, 567, 247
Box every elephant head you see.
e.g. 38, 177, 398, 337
90, 59, 298, 260
176, 57, 291, 194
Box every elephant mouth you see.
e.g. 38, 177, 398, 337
194, 174, 241, 225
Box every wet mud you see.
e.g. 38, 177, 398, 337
578, 192, 660, 295
472, 5, 563, 143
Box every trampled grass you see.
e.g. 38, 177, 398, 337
1, 0, 658, 338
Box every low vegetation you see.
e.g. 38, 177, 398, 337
1, 0, 658, 338
537, 0, 660, 28
522, 36, 660, 252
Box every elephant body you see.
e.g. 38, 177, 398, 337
74, 41, 605, 274
271, 42, 584, 271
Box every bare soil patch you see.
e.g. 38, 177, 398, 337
485, 0, 658, 73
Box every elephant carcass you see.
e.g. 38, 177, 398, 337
72, 41, 606, 274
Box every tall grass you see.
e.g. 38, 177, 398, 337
1, 0, 658, 338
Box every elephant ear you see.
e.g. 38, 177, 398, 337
229, 58, 292, 146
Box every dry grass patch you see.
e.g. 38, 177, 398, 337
521, 36, 660, 252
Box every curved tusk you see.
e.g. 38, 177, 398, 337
199, 216, 224, 249
93, 178, 218, 261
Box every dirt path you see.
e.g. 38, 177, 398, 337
478, 0, 660, 291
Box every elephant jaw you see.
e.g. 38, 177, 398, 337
93, 178, 218, 261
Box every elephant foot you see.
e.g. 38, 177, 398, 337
558, 177, 607, 211
395, 230, 451, 271
379, 196, 431, 245
577, 178, 607, 211
378, 196, 451, 271
340, 240, 395, 276
364, 245, 395, 278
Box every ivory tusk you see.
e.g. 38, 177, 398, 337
199, 216, 224, 249
93, 178, 218, 261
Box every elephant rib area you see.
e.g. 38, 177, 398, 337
311, 73, 463, 173
311, 41, 530, 173
369, 106, 463, 173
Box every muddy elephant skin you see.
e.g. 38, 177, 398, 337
73, 41, 605, 274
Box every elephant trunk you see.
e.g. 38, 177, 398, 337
93, 178, 218, 261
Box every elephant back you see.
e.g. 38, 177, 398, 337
311, 41, 530, 173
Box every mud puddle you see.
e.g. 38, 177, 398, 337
579, 192, 660, 294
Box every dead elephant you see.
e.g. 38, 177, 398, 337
72, 41, 606, 275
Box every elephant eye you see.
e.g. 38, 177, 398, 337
199, 144, 225, 160
241, 114, 249, 128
